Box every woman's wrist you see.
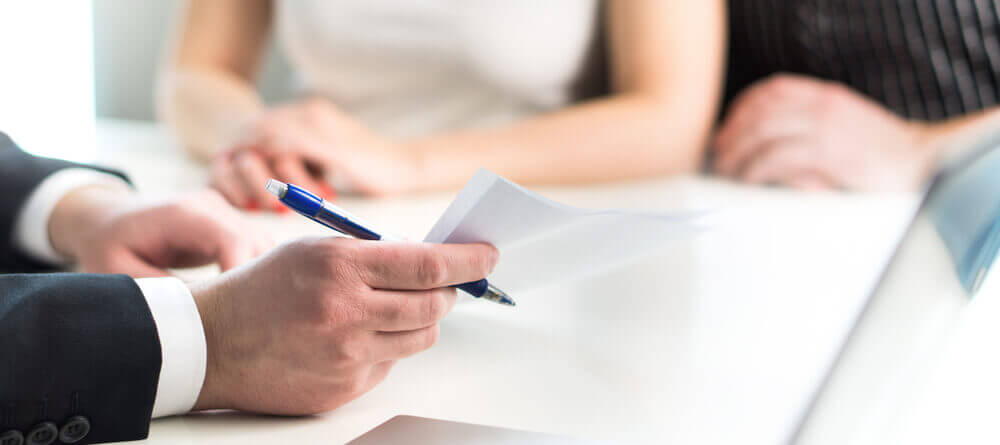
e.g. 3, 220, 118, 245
400, 137, 482, 193
160, 67, 267, 162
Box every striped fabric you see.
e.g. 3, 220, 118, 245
726, 0, 1000, 121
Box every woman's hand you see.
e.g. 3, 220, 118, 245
712, 74, 937, 191
210, 99, 424, 210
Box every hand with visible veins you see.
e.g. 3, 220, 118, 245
190, 238, 499, 414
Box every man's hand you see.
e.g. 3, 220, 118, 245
713, 74, 937, 191
49, 185, 272, 277
189, 238, 499, 415
210, 98, 423, 211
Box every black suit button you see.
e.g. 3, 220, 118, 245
24, 423, 56, 445
58, 417, 90, 444
0, 430, 24, 445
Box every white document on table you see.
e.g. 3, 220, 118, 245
425, 169, 707, 293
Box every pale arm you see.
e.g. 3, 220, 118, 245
157, 0, 272, 161
404, 0, 727, 189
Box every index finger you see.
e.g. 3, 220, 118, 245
355, 242, 500, 290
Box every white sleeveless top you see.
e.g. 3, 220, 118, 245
274, 0, 599, 138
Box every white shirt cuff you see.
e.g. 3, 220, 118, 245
135, 277, 208, 418
12, 168, 129, 265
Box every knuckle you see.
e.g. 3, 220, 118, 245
767, 76, 793, 94
419, 294, 446, 325
819, 83, 850, 107
378, 295, 407, 325
335, 336, 371, 366
416, 251, 448, 287
329, 256, 359, 282
764, 74, 805, 96
769, 73, 794, 83
313, 238, 363, 277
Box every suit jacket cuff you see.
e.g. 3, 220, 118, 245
135, 277, 207, 418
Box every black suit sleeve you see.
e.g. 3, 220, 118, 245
0, 133, 160, 443
0, 131, 129, 274
0, 273, 162, 444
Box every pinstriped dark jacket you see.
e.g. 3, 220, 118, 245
726, 0, 1000, 120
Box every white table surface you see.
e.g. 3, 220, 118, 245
92, 119, 1000, 444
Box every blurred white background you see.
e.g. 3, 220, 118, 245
92, 0, 294, 120
0, 1, 293, 161
0, 2, 95, 161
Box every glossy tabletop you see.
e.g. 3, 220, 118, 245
92, 120, 999, 444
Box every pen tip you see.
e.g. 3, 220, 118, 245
265, 179, 288, 199
483, 284, 516, 307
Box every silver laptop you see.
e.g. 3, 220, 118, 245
790, 128, 1000, 444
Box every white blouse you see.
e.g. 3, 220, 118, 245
275, 0, 600, 138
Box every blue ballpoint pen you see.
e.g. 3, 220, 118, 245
265, 179, 515, 306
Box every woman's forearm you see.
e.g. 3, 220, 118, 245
158, 0, 273, 161
403, 0, 724, 191
403, 92, 715, 190
157, 67, 264, 161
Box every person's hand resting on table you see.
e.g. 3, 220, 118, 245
190, 238, 499, 414
48, 183, 272, 277
210, 98, 423, 211
712, 74, 939, 191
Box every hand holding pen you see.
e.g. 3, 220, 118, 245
265, 179, 516, 306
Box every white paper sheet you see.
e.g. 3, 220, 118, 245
425, 169, 706, 293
